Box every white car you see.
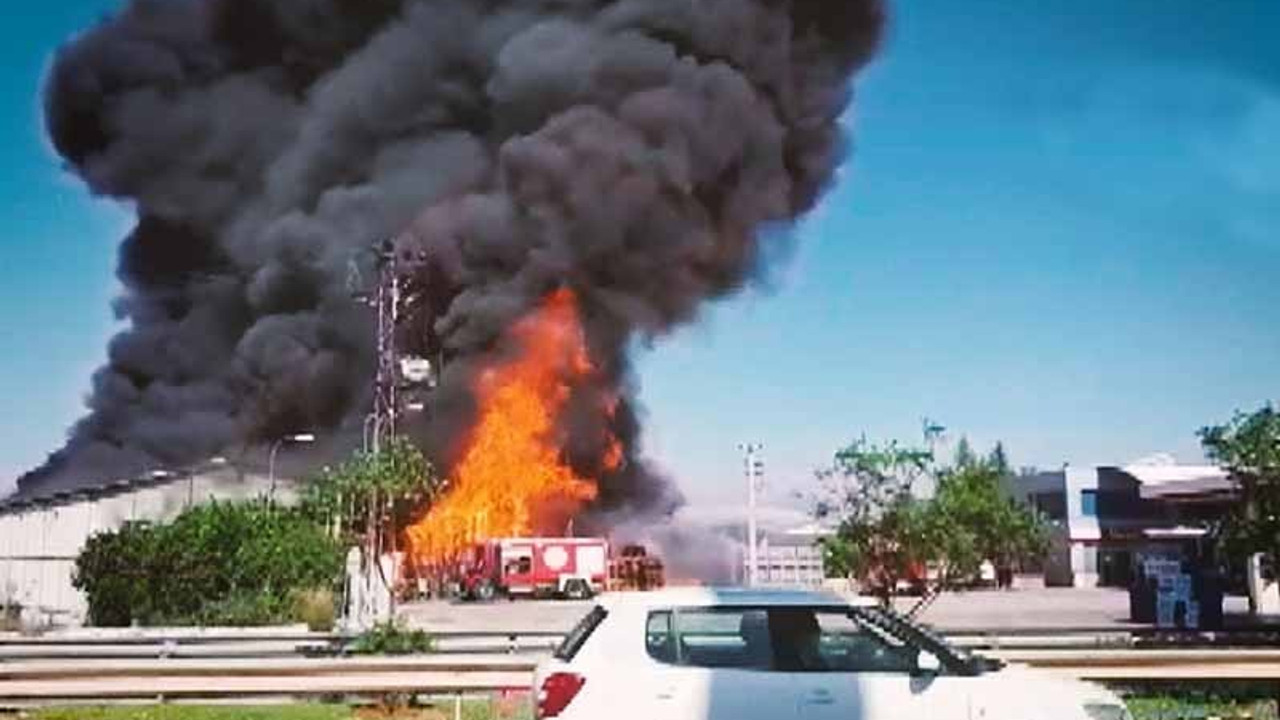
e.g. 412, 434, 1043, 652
533, 587, 1130, 720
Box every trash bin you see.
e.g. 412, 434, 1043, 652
1193, 565, 1225, 631
1128, 572, 1156, 624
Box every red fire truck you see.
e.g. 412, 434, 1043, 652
453, 537, 609, 601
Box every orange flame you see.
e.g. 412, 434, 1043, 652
406, 288, 616, 563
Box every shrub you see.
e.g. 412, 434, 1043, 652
74, 501, 344, 627
194, 592, 286, 627
291, 588, 337, 632
349, 620, 434, 655
0, 603, 21, 633
73, 521, 162, 626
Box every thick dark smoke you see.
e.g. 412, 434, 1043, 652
21, 0, 884, 513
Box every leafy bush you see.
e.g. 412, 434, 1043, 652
349, 620, 434, 655
194, 592, 286, 627
1127, 695, 1277, 720
0, 602, 22, 633
291, 588, 337, 632
74, 501, 344, 627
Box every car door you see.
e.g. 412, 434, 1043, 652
640, 609, 700, 719
805, 670, 973, 720
786, 609, 973, 720
644, 607, 802, 720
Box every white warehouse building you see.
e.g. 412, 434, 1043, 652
745, 524, 832, 588
0, 461, 299, 627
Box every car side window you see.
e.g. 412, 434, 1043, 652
811, 611, 918, 674
645, 606, 924, 673
669, 608, 774, 670
645, 611, 677, 663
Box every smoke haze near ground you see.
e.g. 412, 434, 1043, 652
21, 0, 884, 516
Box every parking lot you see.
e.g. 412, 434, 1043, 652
897, 586, 1253, 630
398, 586, 1257, 634
399, 596, 594, 633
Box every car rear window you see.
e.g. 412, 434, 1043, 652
646, 606, 920, 673
554, 605, 608, 661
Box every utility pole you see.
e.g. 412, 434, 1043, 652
346, 238, 441, 628
351, 240, 404, 454
738, 443, 764, 587
347, 239, 405, 629
371, 239, 401, 454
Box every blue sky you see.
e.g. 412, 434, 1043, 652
0, 0, 128, 492
1, 1, 1277, 505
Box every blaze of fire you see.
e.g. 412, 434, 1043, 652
406, 288, 618, 563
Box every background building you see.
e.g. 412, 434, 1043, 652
1010, 456, 1235, 589
743, 523, 832, 588
0, 460, 300, 626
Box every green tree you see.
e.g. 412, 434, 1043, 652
815, 438, 934, 606
931, 462, 1046, 584
816, 437, 1046, 604
953, 436, 978, 469
1199, 404, 1280, 600
988, 442, 1011, 478
301, 438, 444, 612
302, 437, 443, 553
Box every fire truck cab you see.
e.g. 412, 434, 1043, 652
456, 537, 608, 601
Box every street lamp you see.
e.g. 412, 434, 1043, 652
269, 433, 317, 499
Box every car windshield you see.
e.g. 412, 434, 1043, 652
647, 604, 985, 675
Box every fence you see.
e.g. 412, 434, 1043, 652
0, 626, 1276, 706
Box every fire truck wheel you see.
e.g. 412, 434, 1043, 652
563, 578, 592, 600
474, 580, 497, 602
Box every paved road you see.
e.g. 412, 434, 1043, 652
399, 598, 593, 634
399, 587, 1255, 633
901, 587, 1253, 630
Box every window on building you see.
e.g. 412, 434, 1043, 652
1081, 489, 1098, 517
1082, 546, 1098, 574
1031, 492, 1067, 520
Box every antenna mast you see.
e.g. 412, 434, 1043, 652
371, 239, 400, 453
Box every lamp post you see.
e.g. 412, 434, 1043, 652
269, 433, 317, 500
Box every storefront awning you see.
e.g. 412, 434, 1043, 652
1142, 526, 1209, 540
1122, 462, 1234, 500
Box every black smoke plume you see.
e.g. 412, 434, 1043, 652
21, 0, 884, 514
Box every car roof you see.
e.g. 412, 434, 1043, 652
597, 586, 878, 610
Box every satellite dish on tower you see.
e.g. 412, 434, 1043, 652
400, 357, 435, 385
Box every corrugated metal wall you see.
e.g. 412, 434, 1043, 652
0, 468, 296, 626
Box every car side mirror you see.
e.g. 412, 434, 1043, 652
913, 650, 942, 677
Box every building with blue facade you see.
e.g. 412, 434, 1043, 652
1011, 456, 1234, 588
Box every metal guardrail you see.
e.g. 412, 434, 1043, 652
0, 629, 567, 659
941, 625, 1280, 651
2, 625, 1278, 660
0, 649, 1276, 705
0, 626, 1277, 706
0, 655, 535, 706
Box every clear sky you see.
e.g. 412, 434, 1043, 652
1, 1, 1277, 506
